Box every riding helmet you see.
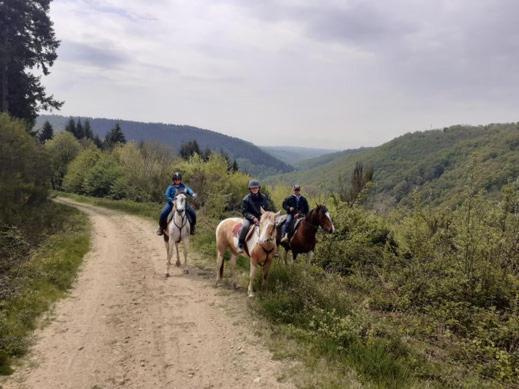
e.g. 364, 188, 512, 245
172, 172, 182, 181
248, 179, 261, 189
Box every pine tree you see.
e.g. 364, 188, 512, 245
93, 134, 103, 148
76, 118, 84, 139
179, 140, 201, 160
231, 159, 239, 172
38, 120, 54, 143
0, 0, 62, 127
104, 123, 126, 149
65, 117, 77, 138
84, 120, 93, 139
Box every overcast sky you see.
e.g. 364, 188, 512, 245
44, 0, 519, 149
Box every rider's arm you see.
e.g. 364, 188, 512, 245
242, 198, 255, 221
282, 197, 290, 212
165, 186, 174, 202
184, 185, 196, 197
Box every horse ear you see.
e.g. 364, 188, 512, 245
260, 207, 265, 214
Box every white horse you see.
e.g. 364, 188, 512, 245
164, 192, 191, 277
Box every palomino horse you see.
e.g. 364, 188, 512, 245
215, 208, 280, 297
163, 192, 191, 277
277, 205, 335, 262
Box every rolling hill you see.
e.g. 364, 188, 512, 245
36, 115, 293, 177
267, 123, 519, 208
260, 145, 339, 166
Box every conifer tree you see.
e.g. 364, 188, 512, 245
38, 120, 54, 143
64, 117, 77, 137
76, 118, 84, 139
104, 123, 126, 149
84, 120, 93, 139
0, 0, 62, 127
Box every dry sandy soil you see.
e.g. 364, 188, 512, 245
1, 198, 293, 389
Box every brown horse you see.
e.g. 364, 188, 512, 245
215, 208, 280, 297
277, 205, 335, 262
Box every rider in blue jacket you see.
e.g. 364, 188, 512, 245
157, 172, 197, 235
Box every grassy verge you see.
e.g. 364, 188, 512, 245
0, 203, 90, 375
54, 191, 159, 220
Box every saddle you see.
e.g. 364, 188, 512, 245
278, 215, 304, 239
232, 223, 256, 256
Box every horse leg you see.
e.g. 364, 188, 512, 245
248, 259, 257, 298
182, 238, 189, 274
283, 248, 289, 265
230, 254, 238, 289
175, 242, 181, 267
165, 240, 172, 278
308, 251, 315, 263
216, 247, 224, 286
262, 256, 272, 289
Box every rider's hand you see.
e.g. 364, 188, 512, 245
253, 217, 259, 226
289, 207, 295, 212
192, 193, 197, 198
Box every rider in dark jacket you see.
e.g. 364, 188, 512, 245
157, 172, 197, 235
280, 184, 309, 243
237, 179, 273, 253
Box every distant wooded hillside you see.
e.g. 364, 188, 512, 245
260, 145, 339, 166
36, 115, 293, 177
267, 123, 519, 208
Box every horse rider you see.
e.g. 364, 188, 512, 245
280, 184, 309, 243
157, 172, 197, 236
237, 179, 274, 253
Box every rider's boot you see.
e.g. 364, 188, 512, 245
237, 241, 244, 254
156, 226, 163, 236
280, 233, 289, 243
190, 224, 196, 235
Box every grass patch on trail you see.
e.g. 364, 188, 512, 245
0, 204, 90, 375
54, 191, 158, 220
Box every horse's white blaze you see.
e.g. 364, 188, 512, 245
325, 211, 335, 233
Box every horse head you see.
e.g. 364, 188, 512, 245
259, 207, 280, 246
310, 205, 335, 233
174, 192, 187, 215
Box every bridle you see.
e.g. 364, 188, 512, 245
172, 195, 188, 243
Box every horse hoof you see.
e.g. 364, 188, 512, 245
175, 261, 181, 267
165, 273, 170, 278
248, 292, 255, 298
183, 268, 189, 274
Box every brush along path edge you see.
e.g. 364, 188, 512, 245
1, 198, 293, 389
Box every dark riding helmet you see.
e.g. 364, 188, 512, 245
248, 179, 261, 189
293, 184, 301, 190
172, 172, 182, 181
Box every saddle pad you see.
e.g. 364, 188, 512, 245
232, 223, 256, 240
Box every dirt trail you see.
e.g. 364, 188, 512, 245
1, 198, 293, 389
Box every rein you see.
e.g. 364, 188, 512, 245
172, 204, 188, 243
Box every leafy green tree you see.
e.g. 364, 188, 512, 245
0, 0, 62, 127
62, 147, 101, 193
44, 131, 81, 189
104, 123, 126, 149
38, 120, 54, 143
0, 113, 51, 223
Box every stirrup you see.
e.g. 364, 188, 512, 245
156, 227, 164, 236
